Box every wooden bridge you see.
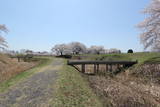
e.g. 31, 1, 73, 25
67, 60, 138, 74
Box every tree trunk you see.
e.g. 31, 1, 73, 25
60, 52, 63, 56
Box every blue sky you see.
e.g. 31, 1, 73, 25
0, 0, 150, 52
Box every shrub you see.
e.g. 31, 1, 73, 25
128, 49, 133, 53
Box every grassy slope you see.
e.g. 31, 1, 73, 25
75, 52, 160, 65
52, 60, 102, 107
0, 56, 53, 92
105, 52, 160, 63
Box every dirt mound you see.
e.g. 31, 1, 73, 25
0, 54, 37, 82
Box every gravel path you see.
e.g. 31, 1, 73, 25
0, 58, 63, 107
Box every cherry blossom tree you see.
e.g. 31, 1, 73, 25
0, 24, 8, 49
51, 44, 68, 55
87, 46, 105, 54
107, 48, 121, 54
68, 42, 87, 54
138, 0, 160, 51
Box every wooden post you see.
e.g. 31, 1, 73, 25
97, 64, 99, 73
110, 64, 112, 72
117, 64, 120, 70
82, 64, 85, 73
94, 64, 96, 74
18, 57, 20, 62
106, 64, 108, 72
117, 64, 119, 68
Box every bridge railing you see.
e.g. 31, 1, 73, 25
68, 60, 138, 65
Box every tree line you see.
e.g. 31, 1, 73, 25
51, 42, 121, 55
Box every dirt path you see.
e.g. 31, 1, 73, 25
0, 58, 63, 107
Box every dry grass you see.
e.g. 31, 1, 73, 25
128, 64, 160, 84
0, 54, 38, 83
87, 64, 160, 107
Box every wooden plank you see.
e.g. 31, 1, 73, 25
67, 60, 138, 65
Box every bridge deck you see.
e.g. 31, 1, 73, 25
68, 60, 138, 65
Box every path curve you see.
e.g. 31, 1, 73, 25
0, 58, 63, 107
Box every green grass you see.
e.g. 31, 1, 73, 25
52, 60, 102, 107
102, 52, 160, 64
0, 56, 53, 92
74, 52, 160, 65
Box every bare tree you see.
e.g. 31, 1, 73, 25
69, 42, 86, 55
0, 24, 8, 49
87, 46, 105, 54
138, 0, 160, 51
51, 44, 68, 55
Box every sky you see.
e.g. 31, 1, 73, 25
0, 0, 150, 52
